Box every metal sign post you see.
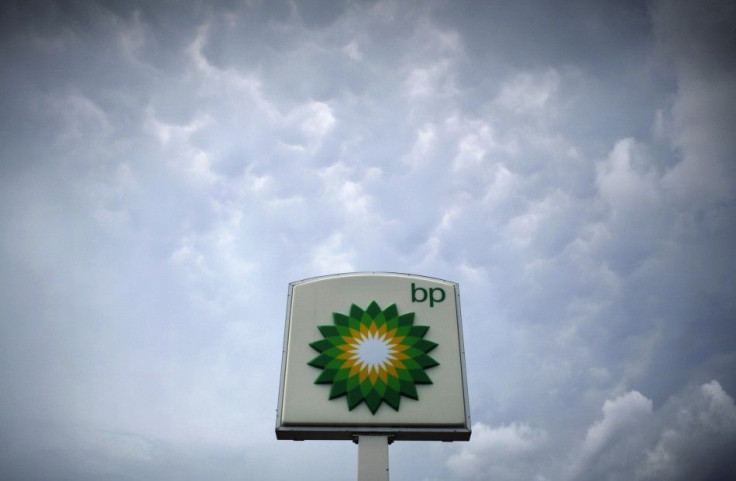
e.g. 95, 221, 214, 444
356, 435, 389, 481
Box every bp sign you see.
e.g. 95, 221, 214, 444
276, 273, 471, 441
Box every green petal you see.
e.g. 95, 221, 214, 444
396, 326, 412, 337
414, 339, 438, 353
349, 304, 364, 320
360, 379, 372, 396
403, 358, 421, 370
383, 304, 398, 321
374, 378, 387, 396
410, 369, 432, 384
399, 380, 418, 400
405, 347, 424, 358
335, 326, 351, 338
316, 369, 338, 383
309, 339, 332, 352
347, 387, 363, 409
416, 354, 439, 369
365, 390, 382, 414
329, 380, 348, 399
318, 325, 340, 338
333, 312, 349, 326
323, 346, 344, 357
307, 354, 331, 368
408, 325, 429, 338
397, 369, 412, 381
401, 336, 420, 346
384, 387, 400, 410
398, 313, 415, 327
326, 358, 344, 369
366, 301, 381, 318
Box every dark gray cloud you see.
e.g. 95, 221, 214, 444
446, 380, 736, 480
1, 0, 734, 480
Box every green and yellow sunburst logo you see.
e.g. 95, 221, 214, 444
307, 301, 439, 414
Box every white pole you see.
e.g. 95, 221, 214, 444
357, 435, 389, 481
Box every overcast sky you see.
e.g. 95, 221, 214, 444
1, 1, 735, 480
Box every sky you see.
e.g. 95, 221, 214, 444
1, 0, 735, 480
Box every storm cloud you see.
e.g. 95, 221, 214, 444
1, 1, 734, 480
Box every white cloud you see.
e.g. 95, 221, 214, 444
444, 383, 736, 481
402, 123, 438, 168
48, 93, 112, 144
570, 390, 653, 478
447, 422, 549, 480
146, 110, 218, 186
482, 163, 517, 206
596, 138, 661, 214
342, 39, 362, 60
566, 382, 736, 481
407, 59, 457, 99
311, 232, 355, 274
638, 380, 736, 480
652, 0, 736, 209
452, 123, 515, 172
495, 69, 560, 115
317, 161, 378, 221
284, 100, 336, 150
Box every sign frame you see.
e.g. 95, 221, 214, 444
275, 272, 471, 441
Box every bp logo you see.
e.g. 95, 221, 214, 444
307, 301, 439, 414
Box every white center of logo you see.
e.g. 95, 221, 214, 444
355, 333, 391, 371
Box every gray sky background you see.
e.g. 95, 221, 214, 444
1, 1, 735, 480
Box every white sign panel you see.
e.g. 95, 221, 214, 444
276, 273, 471, 441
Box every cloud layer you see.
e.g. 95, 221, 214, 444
1, 1, 734, 480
